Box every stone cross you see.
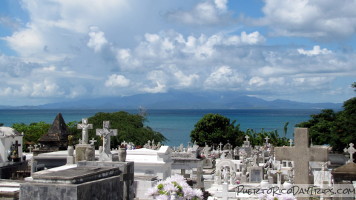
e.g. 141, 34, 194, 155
218, 142, 223, 152
265, 136, 269, 144
89, 138, 97, 146
344, 143, 355, 163
34, 144, 39, 150
275, 128, 328, 185
245, 135, 250, 142
289, 139, 293, 146
77, 118, 93, 145
28, 145, 33, 153
96, 121, 118, 161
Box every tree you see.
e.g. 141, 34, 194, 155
246, 129, 289, 147
70, 111, 166, 148
190, 113, 244, 147
12, 122, 51, 151
296, 98, 356, 152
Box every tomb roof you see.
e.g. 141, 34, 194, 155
0, 127, 21, 138
332, 162, 356, 175
38, 113, 69, 143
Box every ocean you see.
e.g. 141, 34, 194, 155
0, 109, 320, 147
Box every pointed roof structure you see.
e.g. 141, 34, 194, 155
38, 113, 70, 150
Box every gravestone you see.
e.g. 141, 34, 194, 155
275, 128, 329, 184
249, 166, 263, 183
75, 119, 95, 162
77, 118, 93, 145
344, 143, 355, 163
96, 121, 117, 161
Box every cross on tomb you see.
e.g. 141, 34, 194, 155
265, 136, 270, 144
218, 142, 223, 151
13, 141, 21, 152
96, 121, 117, 160
245, 135, 250, 142
289, 139, 293, 146
77, 118, 93, 144
28, 145, 34, 153
89, 138, 97, 146
344, 143, 355, 163
275, 128, 328, 184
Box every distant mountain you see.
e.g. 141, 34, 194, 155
2, 91, 342, 110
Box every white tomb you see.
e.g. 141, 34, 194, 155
126, 146, 172, 179
0, 127, 24, 162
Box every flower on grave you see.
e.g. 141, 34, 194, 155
235, 180, 240, 184
146, 174, 203, 200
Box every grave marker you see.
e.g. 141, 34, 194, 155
77, 118, 93, 145
275, 128, 328, 184
96, 121, 117, 161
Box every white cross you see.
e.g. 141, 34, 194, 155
265, 136, 270, 144
96, 121, 117, 157
245, 135, 250, 142
219, 142, 223, 151
344, 143, 355, 163
289, 139, 293, 146
77, 118, 93, 144
89, 138, 97, 146
28, 145, 34, 153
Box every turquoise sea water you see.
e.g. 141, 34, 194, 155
0, 109, 320, 147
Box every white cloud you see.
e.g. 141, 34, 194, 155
166, 0, 231, 25
298, 45, 332, 56
105, 74, 130, 87
87, 26, 108, 53
204, 66, 244, 89
142, 81, 167, 93
258, 0, 356, 40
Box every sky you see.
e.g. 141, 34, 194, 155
0, 0, 355, 106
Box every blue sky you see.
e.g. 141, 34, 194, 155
0, 0, 355, 106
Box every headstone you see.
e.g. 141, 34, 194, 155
265, 136, 269, 145
96, 121, 118, 161
249, 166, 263, 183
344, 143, 355, 163
289, 139, 293, 146
28, 145, 33, 153
275, 128, 329, 184
89, 138, 97, 146
77, 118, 93, 145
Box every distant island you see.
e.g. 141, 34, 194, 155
0, 91, 342, 110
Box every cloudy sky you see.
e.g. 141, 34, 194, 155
0, 0, 355, 106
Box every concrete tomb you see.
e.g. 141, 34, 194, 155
20, 161, 134, 200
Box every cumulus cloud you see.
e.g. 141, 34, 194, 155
87, 26, 108, 53
166, 0, 231, 25
0, 0, 355, 105
105, 74, 130, 87
256, 0, 356, 40
298, 45, 332, 56
204, 66, 244, 89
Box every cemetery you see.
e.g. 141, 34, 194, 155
0, 113, 355, 200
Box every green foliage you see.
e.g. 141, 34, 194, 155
70, 111, 166, 148
12, 122, 51, 151
296, 97, 356, 152
246, 129, 289, 147
0, 123, 3, 127
190, 113, 245, 147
